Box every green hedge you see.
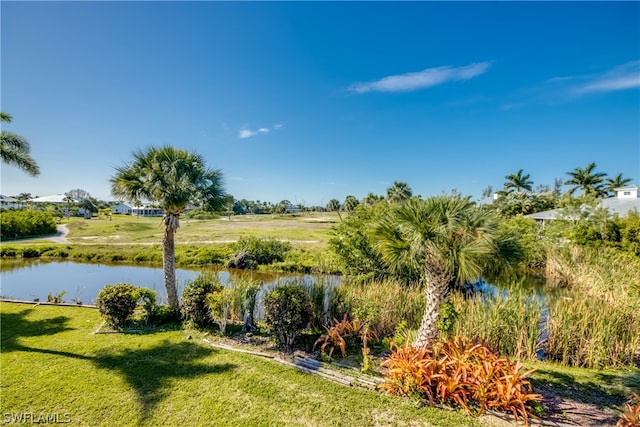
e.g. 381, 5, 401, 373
0, 210, 57, 241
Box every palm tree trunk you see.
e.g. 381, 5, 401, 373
162, 214, 180, 309
412, 262, 453, 347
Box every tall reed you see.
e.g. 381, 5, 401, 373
329, 278, 424, 337
451, 289, 543, 361
546, 295, 640, 368
545, 245, 640, 302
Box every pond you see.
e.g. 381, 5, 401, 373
0, 259, 341, 308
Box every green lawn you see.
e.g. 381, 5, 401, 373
1, 302, 487, 427
61, 213, 338, 245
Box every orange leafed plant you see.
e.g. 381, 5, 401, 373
314, 315, 380, 359
381, 336, 542, 425
618, 392, 640, 427
314, 315, 353, 358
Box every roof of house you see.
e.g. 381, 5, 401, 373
0, 195, 18, 202
31, 194, 74, 203
526, 184, 639, 221
600, 197, 640, 216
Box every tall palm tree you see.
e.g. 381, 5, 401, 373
565, 162, 607, 198
386, 181, 413, 203
372, 196, 520, 347
111, 146, 225, 309
504, 169, 533, 194
604, 173, 632, 197
1, 112, 40, 177
327, 199, 342, 220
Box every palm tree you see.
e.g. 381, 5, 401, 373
1, 112, 40, 177
362, 192, 383, 206
110, 146, 225, 309
386, 181, 413, 203
565, 162, 607, 198
504, 169, 533, 194
327, 199, 342, 220
343, 195, 359, 213
372, 196, 520, 347
604, 173, 632, 197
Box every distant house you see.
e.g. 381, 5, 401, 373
526, 185, 640, 225
0, 195, 21, 209
31, 194, 74, 203
111, 202, 133, 215
132, 206, 164, 217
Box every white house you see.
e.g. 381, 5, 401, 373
0, 195, 21, 209
111, 202, 133, 215
526, 185, 640, 224
132, 206, 164, 217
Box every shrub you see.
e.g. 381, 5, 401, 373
381, 336, 541, 424
0, 247, 17, 257
226, 249, 257, 270
21, 247, 41, 258
206, 287, 233, 335
264, 284, 312, 351
181, 273, 223, 327
96, 284, 138, 328
0, 210, 57, 241
148, 305, 181, 325
229, 236, 291, 267
133, 287, 158, 324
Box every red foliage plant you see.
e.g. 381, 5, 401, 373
381, 336, 542, 425
618, 392, 640, 427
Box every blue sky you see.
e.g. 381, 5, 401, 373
1, 1, 639, 207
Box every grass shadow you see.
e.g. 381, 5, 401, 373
2, 306, 237, 425
0, 307, 73, 352
531, 368, 629, 408
91, 340, 236, 424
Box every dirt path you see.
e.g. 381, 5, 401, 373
7, 224, 70, 244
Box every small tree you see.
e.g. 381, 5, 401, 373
207, 288, 233, 335
181, 273, 223, 327
264, 285, 312, 351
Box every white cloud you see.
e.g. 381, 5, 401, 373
574, 61, 640, 94
239, 129, 257, 139
238, 124, 283, 139
349, 61, 492, 94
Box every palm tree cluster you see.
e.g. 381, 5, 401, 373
498, 163, 632, 202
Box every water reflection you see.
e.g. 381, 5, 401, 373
0, 259, 341, 309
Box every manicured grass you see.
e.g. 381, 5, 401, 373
62, 213, 338, 245
1, 302, 486, 427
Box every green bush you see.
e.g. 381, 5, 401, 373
181, 273, 223, 327
264, 285, 312, 351
21, 247, 41, 258
133, 287, 157, 324
96, 284, 138, 328
229, 237, 291, 268
149, 305, 180, 324
0, 247, 17, 257
0, 210, 57, 241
